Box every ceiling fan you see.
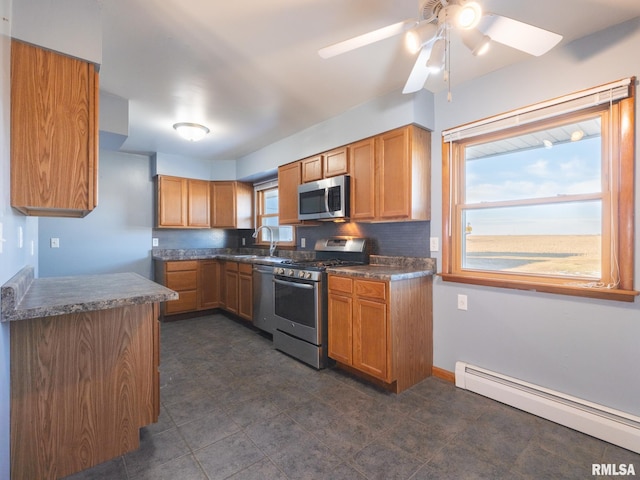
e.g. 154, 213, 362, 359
319, 0, 563, 94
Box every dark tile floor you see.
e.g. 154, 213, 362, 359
65, 313, 639, 480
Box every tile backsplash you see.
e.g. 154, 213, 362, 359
153, 220, 431, 258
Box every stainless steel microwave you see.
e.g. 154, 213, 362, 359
298, 175, 350, 221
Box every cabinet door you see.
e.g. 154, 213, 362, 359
328, 292, 353, 365
348, 138, 376, 220
323, 147, 349, 178
277, 162, 302, 224
238, 264, 253, 321
11, 40, 98, 217
188, 179, 211, 227
376, 127, 411, 220
353, 297, 389, 381
224, 263, 239, 314
301, 155, 323, 183
211, 181, 236, 228
199, 260, 221, 309
157, 176, 187, 227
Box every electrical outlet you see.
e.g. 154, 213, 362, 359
430, 237, 439, 252
152, 237, 159, 247
301, 238, 306, 248
50, 237, 60, 248
242, 238, 246, 246
457, 294, 468, 311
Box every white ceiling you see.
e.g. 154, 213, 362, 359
98, 0, 640, 161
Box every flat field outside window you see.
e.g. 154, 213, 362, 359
461, 202, 602, 278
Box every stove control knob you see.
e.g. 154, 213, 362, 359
287, 269, 294, 276
305, 272, 312, 279
298, 271, 305, 278
275, 267, 283, 275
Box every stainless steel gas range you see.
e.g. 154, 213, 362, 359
271, 237, 367, 369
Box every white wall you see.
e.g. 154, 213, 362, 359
0, 0, 39, 477
430, 18, 640, 416
236, 88, 435, 180
39, 151, 155, 278
12, 0, 101, 64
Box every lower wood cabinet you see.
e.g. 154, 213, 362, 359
199, 260, 221, 309
156, 259, 221, 316
156, 259, 251, 321
223, 261, 239, 315
10, 303, 160, 479
223, 261, 253, 321
328, 274, 433, 393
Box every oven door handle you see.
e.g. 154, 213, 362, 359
273, 278, 315, 290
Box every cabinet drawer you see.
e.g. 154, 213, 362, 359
225, 261, 239, 273
166, 270, 197, 291
166, 290, 197, 314
328, 275, 353, 294
239, 262, 253, 275
355, 279, 386, 301
166, 260, 198, 272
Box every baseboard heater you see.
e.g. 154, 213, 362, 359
455, 362, 640, 454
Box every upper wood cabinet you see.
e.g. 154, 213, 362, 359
11, 40, 99, 217
350, 125, 431, 222
323, 146, 349, 178
156, 175, 210, 228
300, 147, 349, 183
348, 138, 376, 221
277, 161, 302, 225
301, 155, 323, 183
210, 181, 253, 229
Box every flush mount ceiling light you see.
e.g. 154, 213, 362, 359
173, 122, 210, 142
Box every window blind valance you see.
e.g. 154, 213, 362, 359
442, 77, 633, 142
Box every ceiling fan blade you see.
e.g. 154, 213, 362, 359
319, 19, 416, 59
402, 46, 432, 94
478, 14, 562, 57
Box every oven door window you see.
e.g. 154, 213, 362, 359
274, 277, 317, 328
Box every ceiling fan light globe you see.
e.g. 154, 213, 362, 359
405, 23, 438, 54
426, 38, 446, 73
457, 1, 482, 29
462, 28, 491, 56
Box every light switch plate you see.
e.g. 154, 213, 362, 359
457, 294, 468, 311
430, 237, 439, 252
152, 238, 159, 247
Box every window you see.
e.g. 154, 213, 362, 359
442, 78, 637, 302
255, 183, 294, 246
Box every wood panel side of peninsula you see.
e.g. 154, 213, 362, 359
10, 303, 160, 480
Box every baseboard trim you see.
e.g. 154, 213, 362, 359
432, 366, 455, 383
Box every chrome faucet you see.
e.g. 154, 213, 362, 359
252, 225, 277, 256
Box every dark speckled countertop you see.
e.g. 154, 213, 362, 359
325, 255, 436, 281
1, 266, 178, 322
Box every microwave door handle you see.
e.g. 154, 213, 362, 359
325, 187, 331, 214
